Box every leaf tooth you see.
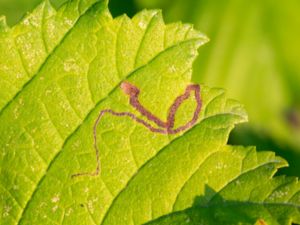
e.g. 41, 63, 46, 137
43, 0, 57, 13
16, 0, 55, 29
43, 0, 53, 8
240, 146, 258, 171
0, 15, 9, 31
132, 8, 161, 28
266, 176, 299, 203
184, 22, 209, 43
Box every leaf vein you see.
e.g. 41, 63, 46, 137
133, 11, 159, 67
0, 1, 101, 117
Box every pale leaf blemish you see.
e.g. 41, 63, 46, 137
63, 59, 79, 72
45, 89, 52, 96
65, 208, 73, 217
52, 205, 58, 212
168, 65, 177, 73
51, 195, 60, 203
13, 107, 20, 119
215, 162, 227, 170
84, 187, 89, 193
87, 200, 94, 213
23, 18, 30, 26
30, 166, 35, 172
185, 218, 191, 224
64, 19, 73, 26
2, 205, 12, 218
18, 97, 24, 106
16, 73, 24, 79
48, 23, 55, 38
138, 21, 147, 29
39, 202, 46, 208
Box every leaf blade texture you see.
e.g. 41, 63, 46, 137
0, 0, 102, 111
0, 1, 299, 225
146, 146, 300, 225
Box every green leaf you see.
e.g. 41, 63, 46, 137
135, 0, 300, 152
0, 0, 101, 111
146, 146, 300, 225
0, 0, 210, 224
1, 1, 299, 225
0, 0, 67, 26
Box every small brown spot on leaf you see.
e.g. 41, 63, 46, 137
257, 219, 267, 225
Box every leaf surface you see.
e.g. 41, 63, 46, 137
0, 0, 210, 224
0, 0, 105, 111
1, 1, 300, 225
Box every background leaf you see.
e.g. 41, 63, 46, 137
134, 0, 300, 176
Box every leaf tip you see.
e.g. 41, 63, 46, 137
43, 0, 55, 9
275, 155, 289, 168
0, 15, 8, 30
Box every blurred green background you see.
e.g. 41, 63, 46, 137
1, 0, 299, 175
